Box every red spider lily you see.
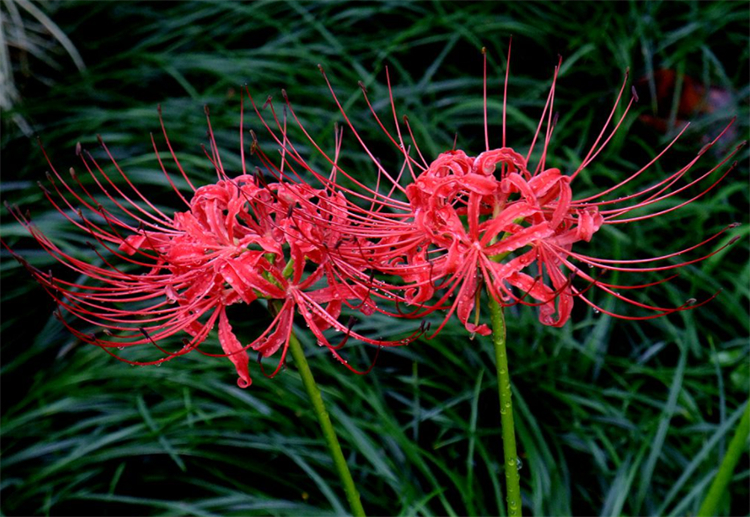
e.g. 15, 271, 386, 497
242, 45, 743, 336
6, 44, 742, 385
4, 106, 423, 388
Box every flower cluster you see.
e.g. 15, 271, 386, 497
5, 113, 420, 387
267, 57, 741, 337
5, 48, 742, 387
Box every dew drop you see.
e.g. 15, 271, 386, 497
593, 309, 600, 314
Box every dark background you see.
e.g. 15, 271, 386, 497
1, 2, 748, 516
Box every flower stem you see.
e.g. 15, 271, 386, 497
287, 331, 366, 517
697, 399, 750, 517
488, 296, 522, 516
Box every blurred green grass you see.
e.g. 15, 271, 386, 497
1, 1, 748, 516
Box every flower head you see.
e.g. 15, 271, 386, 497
248, 45, 743, 336
5, 106, 421, 387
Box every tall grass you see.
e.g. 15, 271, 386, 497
2, 2, 748, 515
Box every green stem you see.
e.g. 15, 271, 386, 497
287, 331, 366, 517
488, 296, 522, 516
697, 399, 750, 517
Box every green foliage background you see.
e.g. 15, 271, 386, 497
1, 1, 748, 516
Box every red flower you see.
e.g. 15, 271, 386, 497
8, 45, 742, 382
5, 106, 419, 388
245, 48, 743, 336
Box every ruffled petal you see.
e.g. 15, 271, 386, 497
218, 307, 252, 388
